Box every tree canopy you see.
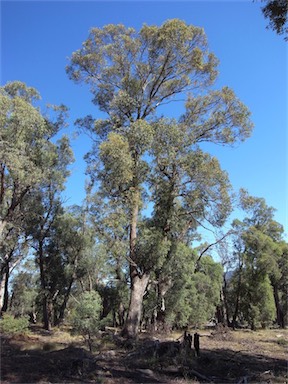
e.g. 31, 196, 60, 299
1, 20, 286, 340
67, 19, 254, 338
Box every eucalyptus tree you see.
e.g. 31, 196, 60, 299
45, 208, 95, 327
166, 254, 223, 328
0, 81, 71, 315
0, 230, 29, 312
86, 192, 130, 325
67, 19, 253, 338
0, 81, 68, 239
228, 190, 287, 328
239, 190, 287, 328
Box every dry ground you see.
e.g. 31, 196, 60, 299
1, 325, 287, 383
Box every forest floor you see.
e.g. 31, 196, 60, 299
1, 324, 287, 384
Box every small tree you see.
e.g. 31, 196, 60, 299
71, 291, 102, 351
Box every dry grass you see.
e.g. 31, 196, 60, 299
1, 325, 287, 383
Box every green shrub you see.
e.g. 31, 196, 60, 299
71, 291, 102, 351
0, 313, 29, 334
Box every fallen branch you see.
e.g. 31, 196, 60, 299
189, 368, 214, 383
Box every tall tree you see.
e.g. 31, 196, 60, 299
0, 81, 71, 313
67, 19, 253, 338
227, 190, 287, 329
0, 81, 68, 239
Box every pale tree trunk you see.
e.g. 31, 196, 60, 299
0, 220, 7, 241
122, 188, 150, 338
154, 276, 173, 330
124, 270, 150, 338
0, 271, 6, 312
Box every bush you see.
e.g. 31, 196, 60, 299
71, 291, 102, 351
0, 313, 29, 334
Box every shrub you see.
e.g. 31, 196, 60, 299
71, 291, 102, 351
0, 313, 29, 334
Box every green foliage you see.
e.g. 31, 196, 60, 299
0, 313, 29, 334
10, 269, 38, 317
257, 276, 276, 328
67, 19, 218, 124
99, 132, 134, 192
160, 254, 223, 328
227, 192, 287, 329
183, 86, 253, 145
71, 291, 102, 350
0, 82, 70, 193
135, 226, 171, 272
67, 19, 253, 337
261, 0, 288, 39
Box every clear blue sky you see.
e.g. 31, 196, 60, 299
1, 1, 287, 237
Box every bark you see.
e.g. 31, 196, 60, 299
0, 269, 7, 312
0, 220, 7, 242
232, 261, 243, 329
123, 270, 150, 338
2, 265, 10, 312
38, 240, 51, 330
0, 256, 21, 313
55, 278, 74, 326
56, 253, 79, 325
218, 272, 231, 326
122, 188, 150, 338
272, 283, 285, 328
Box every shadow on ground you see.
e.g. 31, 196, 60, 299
1, 334, 287, 383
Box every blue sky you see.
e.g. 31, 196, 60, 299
1, 1, 287, 238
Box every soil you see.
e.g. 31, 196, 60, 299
1, 325, 287, 383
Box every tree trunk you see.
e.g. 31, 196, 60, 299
1, 257, 21, 313
38, 240, 51, 330
0, 269, 7, 312
123, 270, 150, 338
56, 278, 74, 325
232, 261, 243, 329
0, 220, 7, 242
122, 189, 150, 338
2, 264, 10, 312
219, 272, 231, 326
272, 283, 285, 328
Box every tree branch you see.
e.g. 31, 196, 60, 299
195, 230, 234, 269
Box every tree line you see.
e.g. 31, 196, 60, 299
1, 20, 287, 339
